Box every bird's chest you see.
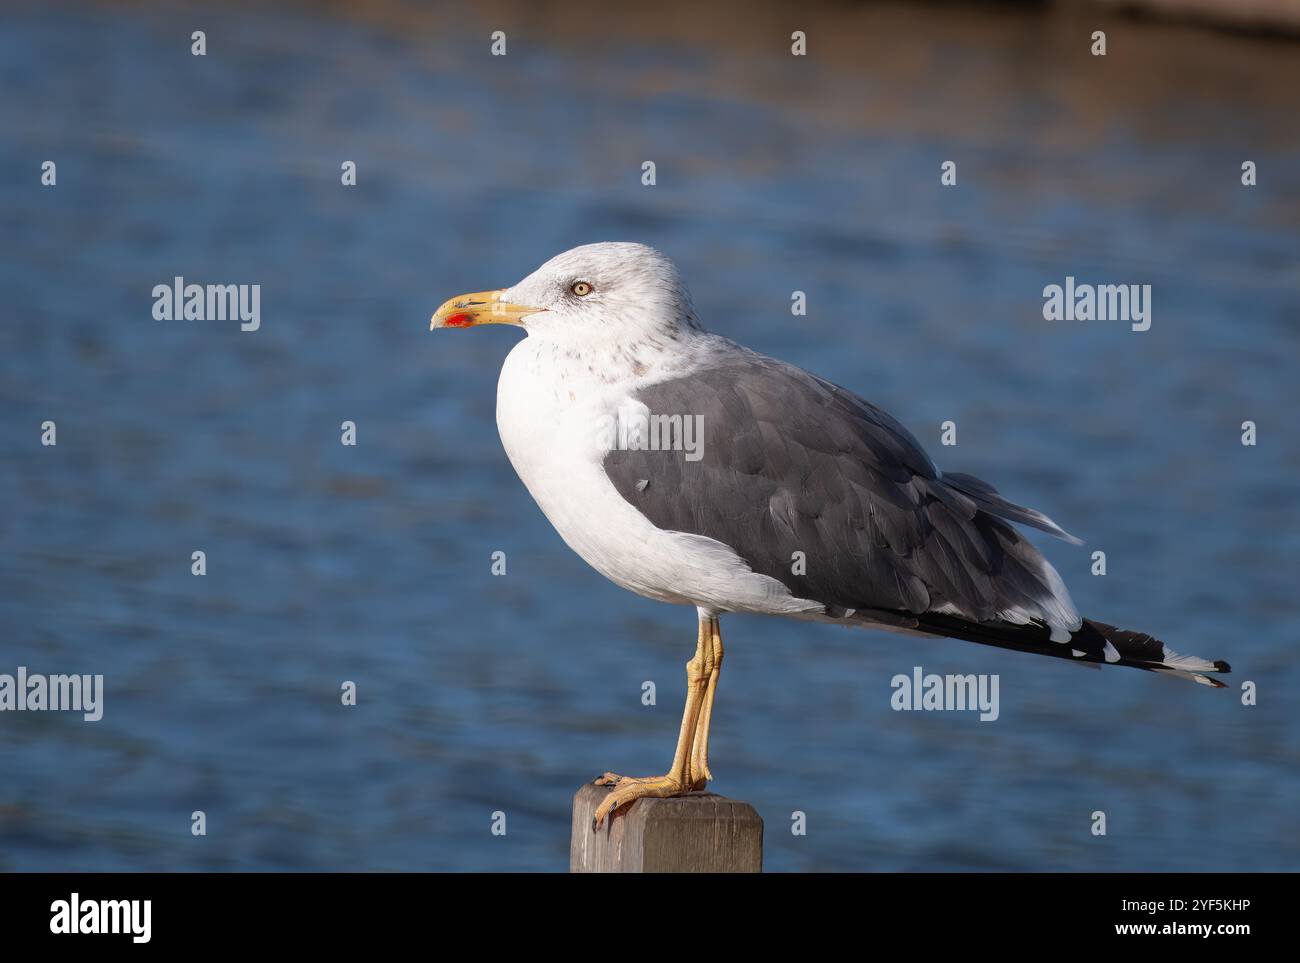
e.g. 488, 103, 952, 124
495, 342, 638, 556
493, 341, 712, 607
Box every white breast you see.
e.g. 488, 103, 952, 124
494, 337, 823, 618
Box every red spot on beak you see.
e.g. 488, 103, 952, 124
444, 313, 473, 327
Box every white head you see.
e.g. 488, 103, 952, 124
431, 242, 701, 347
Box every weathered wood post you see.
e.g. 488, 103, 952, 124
570, 784, 763, 872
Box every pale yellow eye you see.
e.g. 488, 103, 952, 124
570, 281, 593, 297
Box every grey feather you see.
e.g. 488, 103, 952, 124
603, 356, 1079, 631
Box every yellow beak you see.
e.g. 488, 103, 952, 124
430, 289, 544, 329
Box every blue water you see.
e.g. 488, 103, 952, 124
2, 1, 1298, 871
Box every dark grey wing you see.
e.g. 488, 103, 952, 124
603, 356, 1080, 631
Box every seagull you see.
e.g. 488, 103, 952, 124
431, 241, 1231, 829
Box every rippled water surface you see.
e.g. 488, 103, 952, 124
2, 0, 1298, 871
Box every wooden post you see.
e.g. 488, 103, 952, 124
570, 783, 763, 873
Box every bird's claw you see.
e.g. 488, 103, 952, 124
591, 773, 689, 830
594, 771, 653, 788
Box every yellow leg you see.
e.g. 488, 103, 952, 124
592, 613, 714, 828
688, 616, 724, 788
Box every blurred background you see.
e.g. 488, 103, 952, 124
1, 0, 1298, 872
